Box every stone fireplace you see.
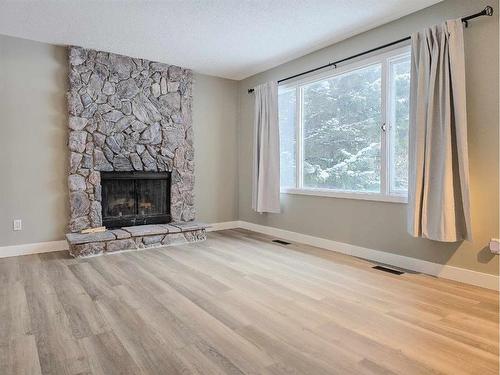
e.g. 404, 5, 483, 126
65, 46, 206, 257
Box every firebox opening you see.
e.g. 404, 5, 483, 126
101, 171, 171, 229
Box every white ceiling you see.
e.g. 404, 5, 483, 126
0, 0, 441, 80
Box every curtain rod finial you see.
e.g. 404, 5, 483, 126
484, 6, 494, 16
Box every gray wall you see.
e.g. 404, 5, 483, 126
0, 35, 69, 247
193, 74, 239, 224
237, 0, 499, 275
0, 35, 239, 247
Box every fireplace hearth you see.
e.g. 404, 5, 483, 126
101, 171, 171, 228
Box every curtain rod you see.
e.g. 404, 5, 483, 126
247, 5, 493, 94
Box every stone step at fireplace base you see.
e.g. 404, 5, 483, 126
66, 222, 208, 257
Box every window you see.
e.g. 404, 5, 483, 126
278, 47, 410, 202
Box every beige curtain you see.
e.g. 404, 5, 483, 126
252, 81, 281, 213
408, 19, 471, 242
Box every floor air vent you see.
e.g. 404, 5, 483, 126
372, 265, 404, 275
272, 239, 291, 245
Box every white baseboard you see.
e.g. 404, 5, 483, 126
236, 221, 499, 291
0, 240, 69, 259
206, 221, 240, 232
2, 221, 497, 290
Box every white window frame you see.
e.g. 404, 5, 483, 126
279, 46, 411, 204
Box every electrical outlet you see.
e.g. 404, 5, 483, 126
13, 219, 22, 231
490, 239, 500, 255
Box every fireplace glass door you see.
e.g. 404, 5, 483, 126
136, 178, 169, 217
101, 172, 171, 228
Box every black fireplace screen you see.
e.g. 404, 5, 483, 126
101, 171, 171, 228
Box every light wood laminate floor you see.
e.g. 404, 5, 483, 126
1, 229, 498, 375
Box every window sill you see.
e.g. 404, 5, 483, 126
280, 188, 408, 204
